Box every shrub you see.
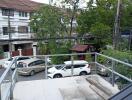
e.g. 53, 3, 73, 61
52, 47, 70, 64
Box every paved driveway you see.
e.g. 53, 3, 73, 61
0, 68, 46, 82
0, 66, 111, 83
0, 68, 5, 76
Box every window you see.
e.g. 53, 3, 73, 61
2, 8, 14, 16
65, 65, 71, 69
34, 60, 45, 65
74, 65, 85, 68
2, 27, 15, 35
28, 62, 35, 67
19, 11, 27, 17
18, 26, 28, 33
17, 57, 30, 61
28, 60, 45, 67
3, 27, 8, 35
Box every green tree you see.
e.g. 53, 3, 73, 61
90, 22, 112, 47
62, 0, 79, 35
101, 49, 132, 78
30, 5, 66, 38
30, 5, 67, 54
77, 0, 132, 48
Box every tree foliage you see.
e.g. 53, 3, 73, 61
30, 5, 66, 38
52, 47, 70, 64
90, 22, 112, 45
77, 0, 132, 47
102, 49, 132, 78
30, 5, 69, 55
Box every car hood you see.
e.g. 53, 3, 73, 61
48, 67, 57, 73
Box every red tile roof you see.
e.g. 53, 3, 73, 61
71, 44, 92, 52
0, 0, 42, 12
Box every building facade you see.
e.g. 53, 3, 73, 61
0, 0, 41, 57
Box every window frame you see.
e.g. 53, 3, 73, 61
28, 60, 45, 67
2, 27, 15, 35
18, 26, 28, 33
74, 64, 85, 68
2, 8, 14, 16
65, 65, 72, 69
19, 11, 28, 17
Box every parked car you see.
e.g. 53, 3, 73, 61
17, 58, 51, 76
97, 67, 110, 76
97, 59, 112, 76
3, 56, 31, 69
48, 60, 91, 78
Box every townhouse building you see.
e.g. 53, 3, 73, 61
0, 0, 41, 57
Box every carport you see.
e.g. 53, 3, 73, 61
71, 44, 93, 60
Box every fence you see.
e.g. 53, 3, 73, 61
12, 48, 33, 57
0, 52, 132, 100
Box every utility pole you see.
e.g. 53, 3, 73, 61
128, 29, 132, 51
113, 0, 122, 50
8, 14, 12, 58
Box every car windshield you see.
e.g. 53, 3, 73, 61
55, 65, 64, 70
8, 58, 13, 61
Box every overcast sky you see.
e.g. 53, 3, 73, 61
32, 0, 49, 4
32, 0, 88, 8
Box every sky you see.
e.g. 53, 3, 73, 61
32, 0, 49, 4
32, 0, 88, 8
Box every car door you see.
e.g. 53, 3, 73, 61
35, 60, 45, 72
73, 65, 85, 75
62, 65, 72, 77
29, 60, 45, 72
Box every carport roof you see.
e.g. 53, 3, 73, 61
71, 44, 93, 52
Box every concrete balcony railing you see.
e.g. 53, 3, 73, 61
0, 32, 34, 40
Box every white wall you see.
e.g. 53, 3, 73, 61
0, 8, 34, 54
0, 8, 32, 39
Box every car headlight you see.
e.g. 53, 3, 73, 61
47, 71, 51, 74
48, 71, 55, 74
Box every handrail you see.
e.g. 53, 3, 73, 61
0, 57, 17, 84
95, 62, 132, 82
96, 53, 132, 68
28, 52, 96, 58
0, 57, 17, 100
0, 53, 132, 100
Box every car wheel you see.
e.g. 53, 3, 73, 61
53, 74, 62, 78
79, 71, 87, 76
30, 70, 35, 76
